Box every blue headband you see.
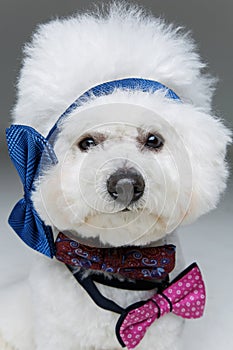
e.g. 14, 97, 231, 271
6, 78, 180, 257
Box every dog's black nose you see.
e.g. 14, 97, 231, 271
107, 168, 145, 205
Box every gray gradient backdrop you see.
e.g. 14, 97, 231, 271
0, 1, 232, 349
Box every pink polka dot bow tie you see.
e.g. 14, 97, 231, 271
116, 263, 206, 349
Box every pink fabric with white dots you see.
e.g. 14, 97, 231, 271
118, 263, 206, 349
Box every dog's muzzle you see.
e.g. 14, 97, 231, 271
107, 168, 145, 206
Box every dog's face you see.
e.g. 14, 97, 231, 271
32, 98, 230, 247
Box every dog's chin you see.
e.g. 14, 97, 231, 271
70, 210, 168, 247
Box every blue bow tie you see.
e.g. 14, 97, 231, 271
6, 125, 57, 257
6, 78, 180, 257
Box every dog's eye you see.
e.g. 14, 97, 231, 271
78, 137, 97, 151
145, 134, 164, 150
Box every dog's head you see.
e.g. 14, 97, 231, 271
13, 4, 231, 248
32, 91, 230, 247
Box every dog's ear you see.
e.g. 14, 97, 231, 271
179, 108, 231, 224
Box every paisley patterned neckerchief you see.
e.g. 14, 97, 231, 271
55, 232, 176, 281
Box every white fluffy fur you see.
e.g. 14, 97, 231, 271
1, 2, 231, 350
13, 2, 216, 135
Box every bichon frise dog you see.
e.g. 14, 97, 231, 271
1, 3, 231, 350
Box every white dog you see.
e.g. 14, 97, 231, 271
0, 3, 231, 350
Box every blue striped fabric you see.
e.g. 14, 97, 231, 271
6, 78, 180, 257
6, 125, 57, 257
47, 78, 180, 143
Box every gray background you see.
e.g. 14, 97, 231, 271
0, 1, 232, 349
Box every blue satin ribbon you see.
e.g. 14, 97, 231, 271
6, 78, 180, 257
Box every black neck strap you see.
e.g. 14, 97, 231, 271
67, 265, 123, 314
66, 265, 169, 315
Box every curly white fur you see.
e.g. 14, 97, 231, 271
0, 2, 231, 350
